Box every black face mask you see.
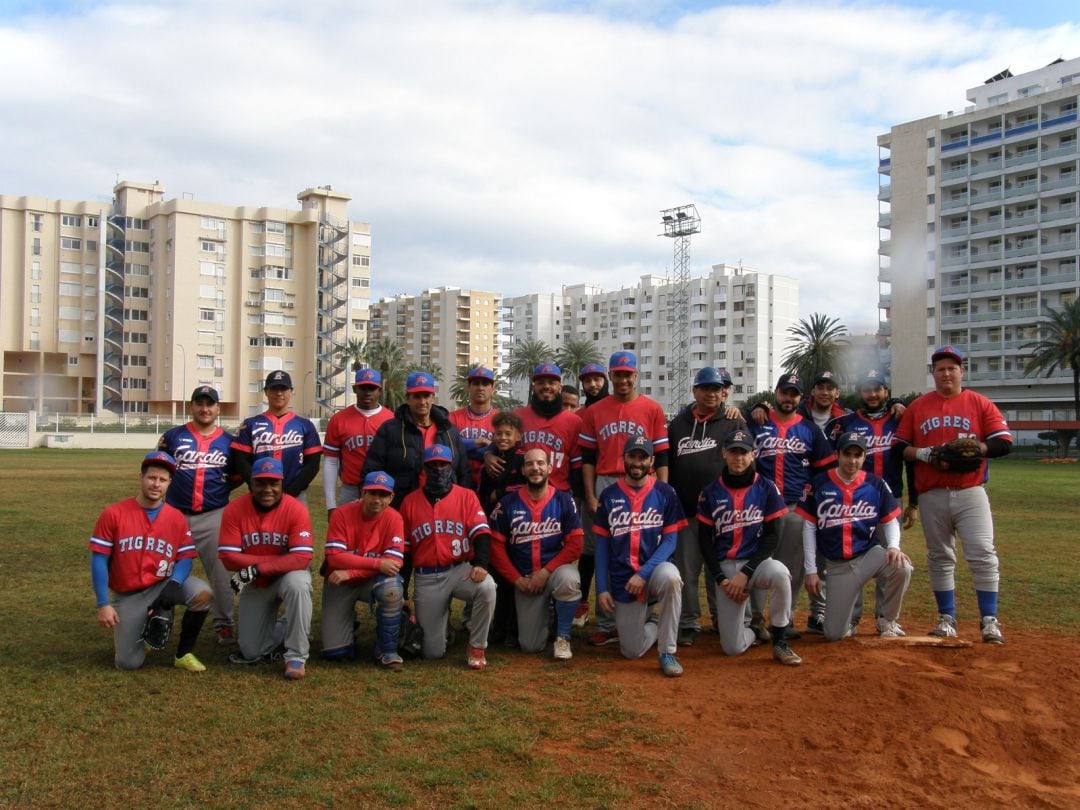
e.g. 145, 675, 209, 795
423, 464, 454, 498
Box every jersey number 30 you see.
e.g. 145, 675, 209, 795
451, 537, 471, 557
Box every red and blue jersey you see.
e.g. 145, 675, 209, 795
516, 407, 582, 492
449, 406, 497, 488
593, 478, 686, 602
696, 473, 786, 561
217, 494, 314, 586
796, 470, 900, 562
747, 415, 835, 504
89, 499, 196, 593
323, 405, 393, 486
158, 424, 235, 512
399, 485, 490, 569
578, 395, 669, 475
232, 410, 322, 489
826, 410, 904, 497
489, 487, 583, 580
324, 503, 406, 582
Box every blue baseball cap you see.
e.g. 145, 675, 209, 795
724, 430, 755, 452
858, 369, 888, 389
467, 366, 495, 383
264, 370, 293, 389
251, 457, 284, 480
190, 385, 220, 403
694, 367, 732, 387
362, 470, 395, 493
609, 351, 638, 373
423, 444, 454, 465
837, 431, 868, 452
406, 371, 436, 393
931, 345, 964, 365
623, 435, 654, 457
141, 450, 177, 473
776, 373, 803, 394
812, 370, 839, 389
532, 363, 561, 380
354, 368, 382, 387
578, 362, 607, 380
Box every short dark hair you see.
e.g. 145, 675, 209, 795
492, 410, 524, 431
562, 385, 579, 397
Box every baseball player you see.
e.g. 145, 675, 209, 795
578, 362, 609, 408
89, 451, 212, 672
232, 370, 323, 503
363, 371, 471, 509
696, 430, 802, 665
321, 471, 406, 670
218, 457, 314, 680
449, 366, 497, 488
322, 368, 393, 515
667, 366, 746, 646
797, 431, 913, 642
594, 436, 686, 677
894, 345, 1012, 643
573, 361, 607, 627
489, 448, 584, 660
561, 384, 581, 412
580, 351, 670, 647
745, 373, 836, 640
399, 445, 497, 668
157, 384, 240, 646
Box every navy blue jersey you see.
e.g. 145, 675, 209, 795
232, 410, 322, 489
826, 410, 904, 497
796, 470, 901, 561
158, 424, 235, 512
697, 473, 786, 561
489, 488, 584, 580
747, 415, 835, 504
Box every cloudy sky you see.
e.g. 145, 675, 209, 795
2, 1, 1078, 333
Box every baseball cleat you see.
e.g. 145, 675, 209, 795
173, 653, 206, 672
876, 617, 905, 637
216, 626, 238, 646
783, 624, 801, 641
283, 660, 306, 680
928, 614, 958, 638
466, 644, 487, 670
378, 653, 405, 671
980, 616, 1005, 644
677, 627, 699, 647
805, 614, 825, 635
749, 614, 771, 646
772, 641, 802, 666
587, 629, 619, 646
553, 636, 573, 660
659, 652, 684, 677
571, 602, 589, 628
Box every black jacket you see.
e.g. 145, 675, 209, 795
666, 405, 747, 516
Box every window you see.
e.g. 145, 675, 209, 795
264, 288, 285, 302
285, 338, 295, 348
265, 243, 286, 257
31, 262, 41, 279
201, 216, 222, 229
266, 220, 285, 234
58, 306, 80, 319
199, 284, 215, 299
127, 263, 150, 276
30, 308, 40, 327
61, 261, 81, 275
125, 285, 149, 298
124, 308, 148, 321
199, 308, 215, 322
124, 401, 149, 414
31, 214, 43, 232
351, 277, 370, 288
352, 255, 370, 267
60, 237, 82, 250
124, 355, 148, 367
87, 216, 99, 227
59, 282, 81, 296
68, 355, 80, 366
125, 240, 149, 252
125, 332, 148, 343
249, 245, 264, 257
197, 354, 214, 368
264, 336, 284, 347
122, 378, 148, 389
200, 240, 221, 252
264, 312, 284, 325
62, 215, 82, 227
32, 237, 41, 256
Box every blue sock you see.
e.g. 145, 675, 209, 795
976, 590, 998, 617
554, 599, 579, 638
933, 589, 956, 617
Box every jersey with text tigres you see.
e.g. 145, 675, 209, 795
323, 405, 393, 486
323, 502, 406, 582
697, 473, 786, 561
578, 394, 670, 475
796, 470, 900, 562
399, 485, 490, 569
747, 415, 835, 504
89, 499, 196, 593
515, 406, 582, 491
231, 411, 322, 488
593, 478, 686, 602
826, 410, 904, 497
158, 424, 235, 512
449, 406, 497, 488
489, 488, 583, 580
217, 494, 314, 587
894, 389, 1012, 493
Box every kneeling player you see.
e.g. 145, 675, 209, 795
89, 451, 212, 672
322, 471, 406, 670
697, 431, 802, 666
490, 449, 583, 660
797, 432, 913, 642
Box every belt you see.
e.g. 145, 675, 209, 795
415, 563, 460, 575
180, 508, 202, 516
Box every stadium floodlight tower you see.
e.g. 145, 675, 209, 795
660, 204, 700, 413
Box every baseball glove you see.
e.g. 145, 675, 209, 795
140, 608, 173, 650
399, 605, 424, 659
932, 438, 983, 473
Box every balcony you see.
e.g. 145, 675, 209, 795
1004, 183, 1038, 200
1041, 142, 1078, 163
877, 322, 892, 336
1041, 208, 1079, 224
941, 197, 969, 211
969, 188, 1004, 206
878, 184, 892, 201
1042, 112, 1079, 130
1040, 175, 1079, 192
1041, 271, 1079, 286
941, 252, 969, 267
878, 212, 892, 228
1003, 274, 1038, 288
970, 157, 1003, 177
1002, 242, 1038, 260
941, 139, 969, 153
1041, 238, 1079, 255
878, 239, 891, 255
878, 294, 892, 308
878, 267, 891, 283
969, 248, 1004, 266
940, 166, 970, 182
1004, 151, 1038, 169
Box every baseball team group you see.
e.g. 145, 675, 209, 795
90, 344, 1012, 680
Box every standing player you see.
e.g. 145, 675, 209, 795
561, 385, 581, 413
449, 366, 497, 488
696, 431, 801, 665
322, 368, 393, 515
573, 361, 607, 626
894, 346, 1012, 643
89, 451, 212, 672
232, 370, 322, 503
797, 432, 913, 642
800, 371, 849, 431
399, 445, 497, 668
321, 471, 406, 670
578, 362, 609, 408
489, 448, 583, 660
218, 457, 314, 680
157, 384, 239, 646
594, 436, 686, 677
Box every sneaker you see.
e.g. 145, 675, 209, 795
772, 641, 802, 666
981, 616, 1005, 644
844, 622, 857, 638
749, 615, 771, 646
783, 624, 801, 641
378, 653, 404, 671
216, 626, 238, 646
659, 652, 684, 677
553, 636, 572, 660
588, 629, 619, 646
805, 614, 825, 635
283, 660, 306, 680
466, 644, 487, 670
572, 602, 589, 628
928, 614, 958, 638
677, 627, 699, 647
173, 652, 206, 672
876, 617, 906, 637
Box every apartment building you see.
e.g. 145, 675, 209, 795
878, 57, 1079, 411
0, 181, 371, 418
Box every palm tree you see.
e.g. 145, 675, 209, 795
1023, 299, 1080, 420
364, 337, 409, 410
506, 338, 555, 384
555, 337, 603, 382
782, 313, 850, 385
340, 337, 368, 372
449, 363, 484, 408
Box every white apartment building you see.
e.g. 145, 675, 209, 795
879, 57, 1079, 411
0, 181, 371, 419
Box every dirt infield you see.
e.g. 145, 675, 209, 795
536, 622, 1080, 808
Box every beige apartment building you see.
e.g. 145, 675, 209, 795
0, 181, 371, 419
368, 287, 501, 396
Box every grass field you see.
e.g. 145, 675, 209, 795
1, 449, 1077, 807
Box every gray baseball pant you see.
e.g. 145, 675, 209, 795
675, 522, 718, 631
111, 576, 211, 670
820, 546, 913, 642
186, 508, 234, 631
612, 561, 682, 659
714, 558, 791, 657
584, 474, 620, 633
918, 486, 999, 592
750, 506, 802, 620
515, 564, 581, 653
238, 569, 312, 663
321, 574, 404, 657
413, 563, 496, 660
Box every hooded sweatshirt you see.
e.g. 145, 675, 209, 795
666, 404, 747, 516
